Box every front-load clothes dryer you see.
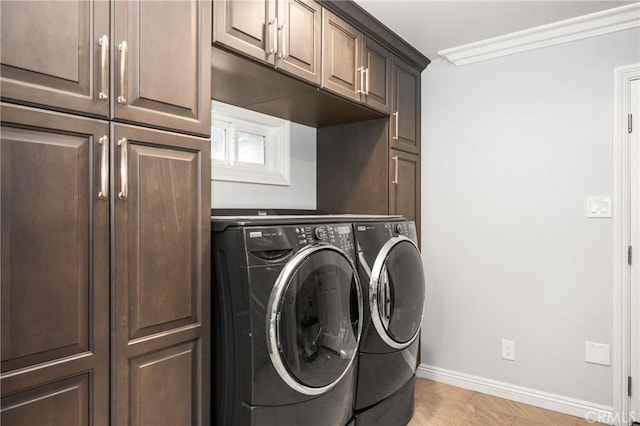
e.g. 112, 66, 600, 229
212, 218, 364, 426
352, 220, 425, 426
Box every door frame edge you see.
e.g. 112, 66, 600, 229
612, 62, 640, 426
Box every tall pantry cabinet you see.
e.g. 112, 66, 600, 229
0, 1, 211, 425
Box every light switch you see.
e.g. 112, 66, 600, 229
586, 196, 612, 218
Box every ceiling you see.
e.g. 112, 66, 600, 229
352, 1, 636, 60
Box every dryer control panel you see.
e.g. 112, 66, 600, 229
295, 224, 355, 255
386, 222, 418, 244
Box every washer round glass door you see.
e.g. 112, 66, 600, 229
266, 243, 363, 396
370, 236, 425, 349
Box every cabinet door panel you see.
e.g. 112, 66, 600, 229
2, 374, 89, 426
0, 0, 109, 117
389, 150, 420, 240
213, 0, 275, 65
362, 37, 391, 114
322, 9, 362, 102
112, 124, 210, 426
391, 58, 420, 154
0, 104, 109, 426
114, 0, 211, 136
277, 0, 321, 85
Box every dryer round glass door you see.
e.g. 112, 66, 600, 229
266, 243, 363, 396
370, 236, 425, 349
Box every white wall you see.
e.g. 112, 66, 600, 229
211, 122, 316, 209
421, 28, 640, 406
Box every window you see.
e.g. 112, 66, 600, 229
211, 101, 290, 186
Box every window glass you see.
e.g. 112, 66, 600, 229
211, 126, 226, 161
237, 131, 265, 165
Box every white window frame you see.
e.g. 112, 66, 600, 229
211, 100, 290, 186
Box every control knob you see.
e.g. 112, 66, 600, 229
314, 227, 328, 240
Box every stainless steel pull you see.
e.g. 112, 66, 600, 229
117, 41, 127, 104
278, 24, 286, 58
392, 155, 399, 185
365, 67, 370, 95
98, 35, 109, 101
357, 67, 364, 94
268, 18, 278, 55
98, 136, 109, 200
392, 111, 399, 140
118, 138, 128, 201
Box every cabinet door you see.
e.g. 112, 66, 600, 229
390, 57, 421, 155
276, 0, 321, 85
0, 104, 109, 426
322, 9, 362, 102
112, 124, 210, 426
389, 149, 421, 240
213, 0, 276, 65
0, 0, 109, 117
362, 37, 391, 114
114, 0, 211, 136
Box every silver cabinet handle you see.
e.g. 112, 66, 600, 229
268, 18, 278, 55
392, 155, 399, 185
278, 24, 286, 58
357, 67, 364, 94
117, 41, 127, 104
98, 136, 109, 200
365, 67, 370, 95
392, 111, 399, 140
98, 35, 109, 101
117, 138, 128, 201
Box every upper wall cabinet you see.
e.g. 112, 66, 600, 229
213, 0, 321, 85
390, 56, 420, 154
361, 37, 392, 114
0, 0, 211, 136
113, 0, 211, 136
0, 0, 110, 117
321, 9, 363, 102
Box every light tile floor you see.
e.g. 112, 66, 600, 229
408, 378, 609, 426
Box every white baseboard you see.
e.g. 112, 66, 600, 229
416, 364, 613, 422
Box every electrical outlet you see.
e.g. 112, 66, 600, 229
502, 339, 515, 361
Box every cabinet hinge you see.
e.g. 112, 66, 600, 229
628, 246, 633, 265
629, 113, 633, 133
629, 376, 633, 397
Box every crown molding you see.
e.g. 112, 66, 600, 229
438, 3, 640, 66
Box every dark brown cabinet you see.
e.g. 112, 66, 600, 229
1, 104, 109, 426
214, 0, 321, 85
0, 104, 211, 426
317, 55, 424, 240
389, 149, 421, 228
111, 124, 210, 426
277, 0, 322, 85
113, 0, 211, 136
0, 0, 110, 117
1, 0, 211, 136
361, 37, 392, 114
1, 0, 211, 423
390, 57, 421, 155
321, 9, 363, 102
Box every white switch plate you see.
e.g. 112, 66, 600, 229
586, 196, 611, 218
585, 341, 610, 366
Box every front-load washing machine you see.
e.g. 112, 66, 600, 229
352, 220, 425, 425
212, 216, 365, 426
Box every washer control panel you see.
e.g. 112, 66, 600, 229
244, 223, 356, 264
